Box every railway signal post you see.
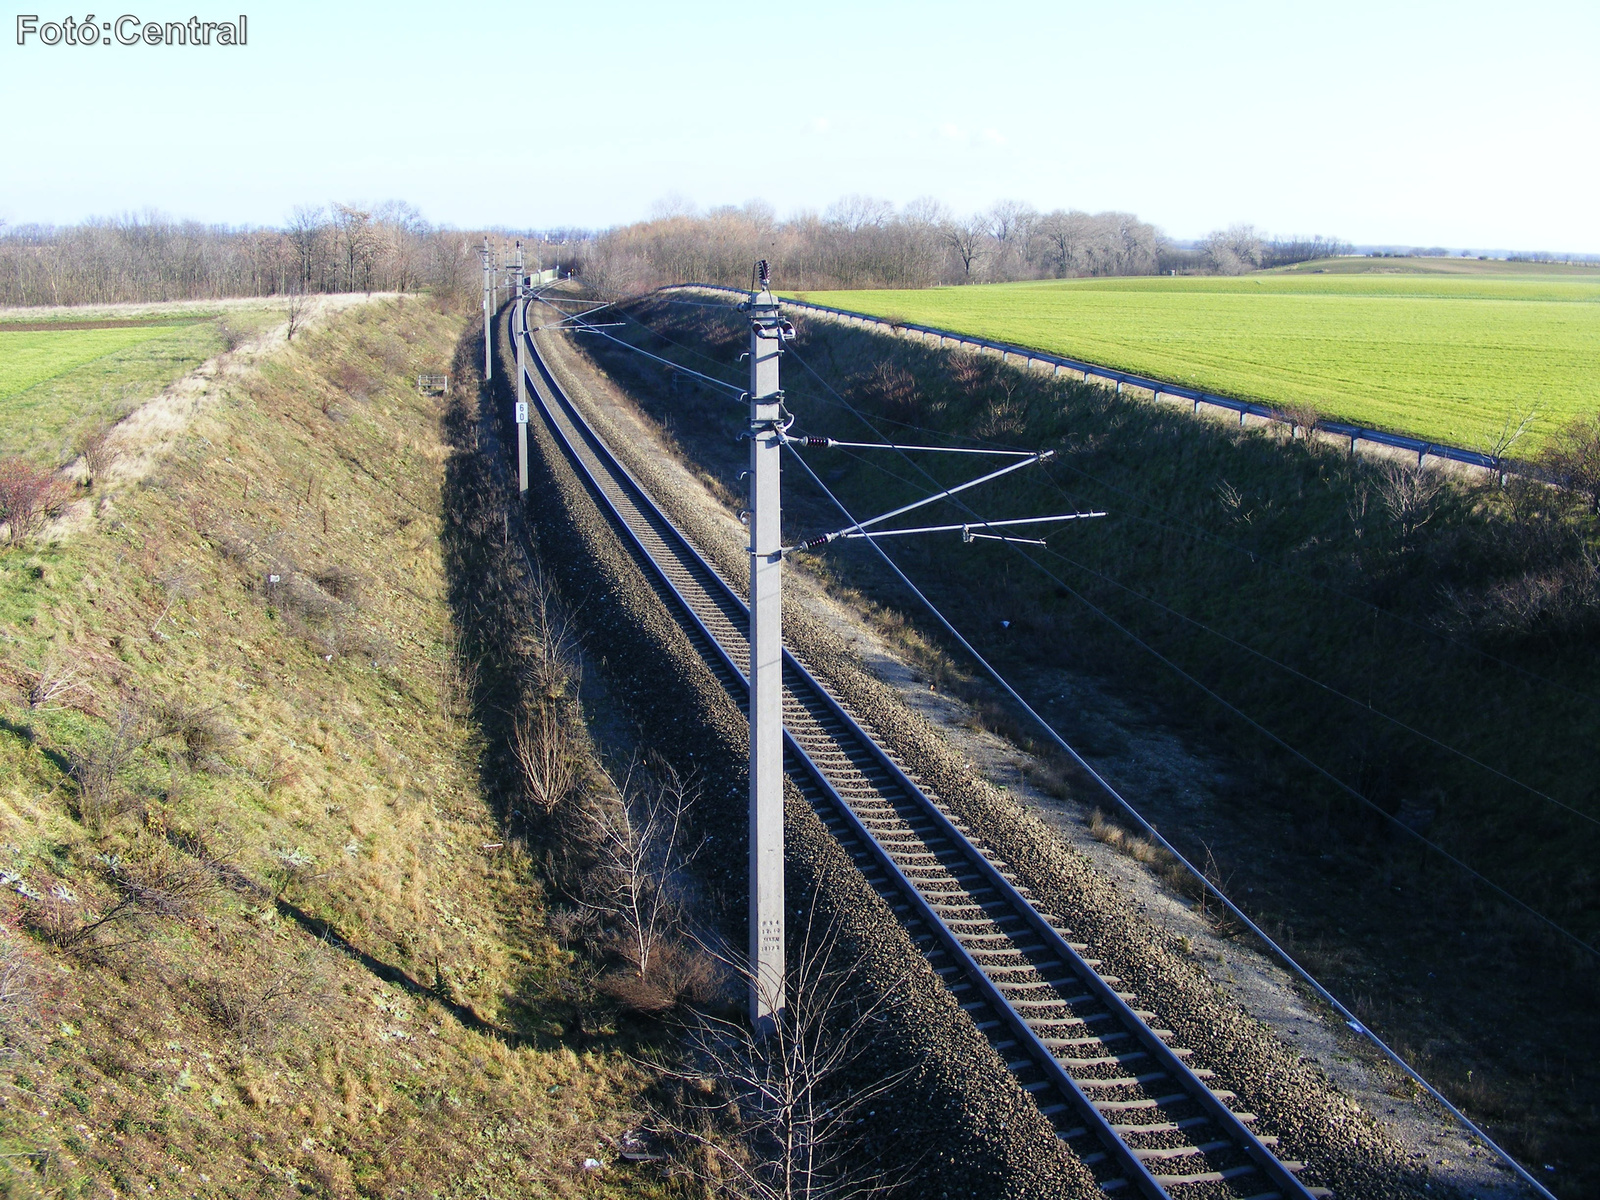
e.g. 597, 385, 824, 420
746, 262, 790, 1031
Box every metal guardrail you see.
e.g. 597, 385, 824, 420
668, 284, 1544, 480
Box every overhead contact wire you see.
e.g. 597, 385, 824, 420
784, 344, 1598, 827
763, 312, 1600, 708
781, 343, 1599, 960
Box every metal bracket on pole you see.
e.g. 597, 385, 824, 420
747, 260, 786, 1033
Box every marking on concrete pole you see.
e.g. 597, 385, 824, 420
747, 262, 785, 1032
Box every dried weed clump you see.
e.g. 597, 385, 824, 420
198, 940, 333, 1051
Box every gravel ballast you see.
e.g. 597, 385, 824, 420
505, 311, 1097, 1198
522, 303, 1529, 1199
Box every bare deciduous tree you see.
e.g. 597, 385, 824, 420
1540, 411, 1600, 512
284, 289, 308, 341
581, 760, 699, 993
945, 215, 987, 278
655, 915, 913, 1200
1481, 402, 1541, 483
1375, 461, 1444, 545
1202, 224, 1265, 275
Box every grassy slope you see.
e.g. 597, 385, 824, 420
0, 310, 281, 466
0, 299, 657, 1199
620, 296, 1600, 1188
793, 266, 1600, 452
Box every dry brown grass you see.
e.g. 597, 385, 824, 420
0, 298, 665, 1198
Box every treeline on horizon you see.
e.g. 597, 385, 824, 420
0, 196, 1349, 308
580, 197, 1350, 293
0, 203, 512, 308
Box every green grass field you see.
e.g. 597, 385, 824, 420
794, 261, 1600, 452
0, 324, 194, 396
0, 306, 279, 464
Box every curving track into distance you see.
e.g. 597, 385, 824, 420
513, 294, 1327, 1200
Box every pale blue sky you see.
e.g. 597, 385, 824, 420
2, 0, 1595, 250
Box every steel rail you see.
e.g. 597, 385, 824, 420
513, 298, 1324, 1200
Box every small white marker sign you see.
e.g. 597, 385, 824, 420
515, 401, 529, 424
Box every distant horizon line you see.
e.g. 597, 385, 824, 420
3, 209, 1596, 263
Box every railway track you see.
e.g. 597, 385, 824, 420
513, 296, 1327, 1200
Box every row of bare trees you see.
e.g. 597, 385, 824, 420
581, 196, 1350, 294
1190, 225, 1354, 275
0, 197, 1350, 307
0, 205, 556, 307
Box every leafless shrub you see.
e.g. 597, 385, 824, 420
654, 915, 911, 1200
260, 746, 302, 799
264, 568, 347, 629
148, 569, 198, 639
23, 657, 91, 711
513, 705, 579, 819
200, 941, 332, 1050
80, 423, 115, 486
1374, 461, 1444, 545
1441, 546, 1600, 641
67, 708, 149, 831
976, 374, 1026, 439
284, 290, 307, 342
582, 761, 705, 1013
310, 564, 362, 603
154, 699, 237, 769
948, 349, 989, 395
215, 319, 246, 353
1278, 402, 1320, 440
1346, 481, 1373, 540
546, 905, 601, 948
600, 939, 720, 1015
34, 852, 216, 954
1539, 411, 1600, 513
522, 564, 583, 701
438, 644, 479, 720
0, 457, 69, 544
0, 921, 47, 1056
1481, 402, 1540, 481
1215, 479, 1254, 529
215, 528, 254, 564
862, 362, 919, 422
334, 360, 374, 399
265, 846, 319, 896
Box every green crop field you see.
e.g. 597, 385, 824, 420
0, 324, 192, 397
793, 261, 1600, 453
0, 306, 278, 464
